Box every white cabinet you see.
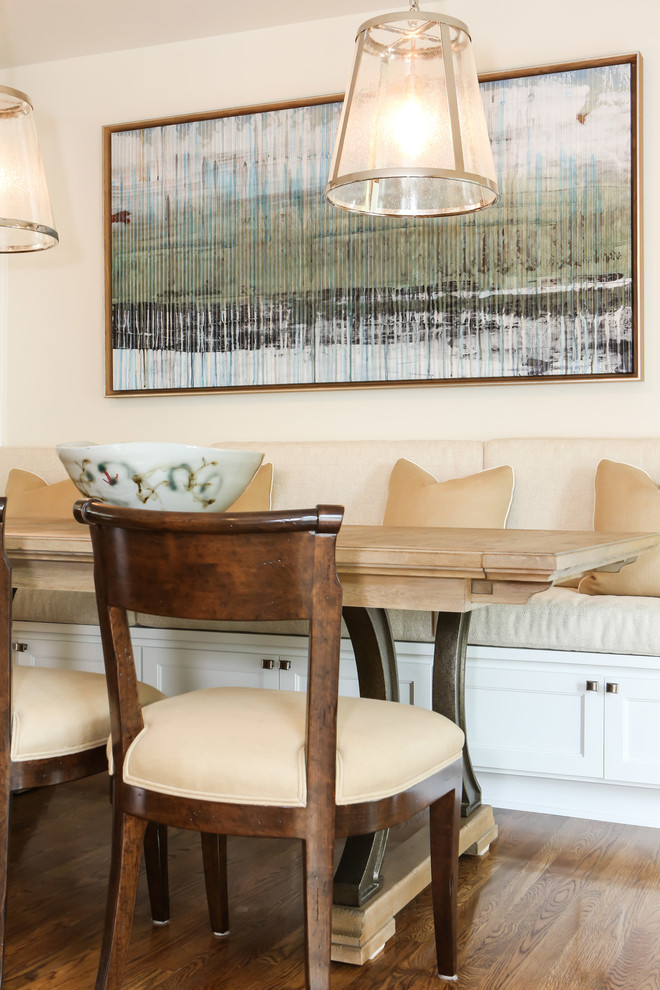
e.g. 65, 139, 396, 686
12, 624, 117, 676
138, 630, 362, 698
466, 645, 660, 789
11, 622, 433, 708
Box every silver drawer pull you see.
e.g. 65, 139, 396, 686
261, 658, 275, 670
279, 660, 292, 671
585, 680, 599, 692
606, 682, 619, 694
12, 642, 28, 653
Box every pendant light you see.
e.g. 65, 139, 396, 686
0, 85, 58, 252
326, 1, 498, 218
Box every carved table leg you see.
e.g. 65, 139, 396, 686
432, 611, 481, 817
341, 606, 400, 705
333, 606, 398, 906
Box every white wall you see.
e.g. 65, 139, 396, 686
1, 0, 658, 447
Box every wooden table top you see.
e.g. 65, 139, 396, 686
5, 518, 658, 613
337, 524, 659, 579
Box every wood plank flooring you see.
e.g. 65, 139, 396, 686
3, 774, 660, 989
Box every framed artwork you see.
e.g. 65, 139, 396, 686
104, 53, 641, 395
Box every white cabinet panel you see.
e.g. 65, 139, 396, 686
141, 645, 281, 695
466, 659, 604, 778
12, 626, 127, 676
604, 675, 660, 786
396, 657, 433, 708
278, 654, 360, 697
277, 646, 433, 706
467, 645, 660, 794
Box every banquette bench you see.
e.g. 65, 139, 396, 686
5, 438, 660, 828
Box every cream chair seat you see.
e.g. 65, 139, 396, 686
121, 687, 463, 807
12, 665, 162, 762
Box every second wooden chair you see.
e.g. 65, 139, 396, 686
0, 497, 168, 986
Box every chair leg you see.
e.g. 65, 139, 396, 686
95, 810, 147, 990
0, 783, 10, 988
143, 822, 169, 925
302, 833, 334, 990
429, 782, 461, 982
200, 833, 229, 936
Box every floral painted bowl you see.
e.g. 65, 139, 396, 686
56, 442, 264, 512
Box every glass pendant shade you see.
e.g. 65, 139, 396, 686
326, 8, 499, 217
0, 85, 58, 252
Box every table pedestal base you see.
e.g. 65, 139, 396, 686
331, 805, 498, 964
458, 804, 500, 857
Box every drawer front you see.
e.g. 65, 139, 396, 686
604, 675, 660, 786
141, 645, 281, 695
466, 659, 604, 779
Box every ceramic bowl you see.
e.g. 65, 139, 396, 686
56, 441, 264, 512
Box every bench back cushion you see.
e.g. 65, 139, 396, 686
213, 440, 485, 524
11, 437, 660, 533
485, 438, 660, 530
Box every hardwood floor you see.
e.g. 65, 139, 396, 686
3, 774, 660, 989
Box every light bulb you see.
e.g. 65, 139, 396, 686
386, 95, 432, 161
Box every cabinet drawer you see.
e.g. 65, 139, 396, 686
466, 661, 604, 778
13, 634, 109, 676
141, 645, 281, 695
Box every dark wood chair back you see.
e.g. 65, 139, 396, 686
78, 502, 344, 811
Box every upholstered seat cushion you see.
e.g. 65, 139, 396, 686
133, 609, 435, 644
12, 666, 164, 762
468, 585, 660, 656
121, 688, 464, 807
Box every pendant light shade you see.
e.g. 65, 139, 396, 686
0, 85, 58, 252
326, 5, 498, 218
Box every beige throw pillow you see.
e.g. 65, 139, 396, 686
579, 459, 660, 597
5, 469, 80, 519
228, 463, 273, 511
383, 459, 514, 528
4, 463, 273, 519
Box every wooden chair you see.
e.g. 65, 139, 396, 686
0, 498, 169, 986
75, 499, 465, 990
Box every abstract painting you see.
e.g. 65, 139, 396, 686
104, 54, 641, 395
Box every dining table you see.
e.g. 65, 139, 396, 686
5, 516, 659, 964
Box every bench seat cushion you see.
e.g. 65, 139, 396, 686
133, 608, 435, 643
12, 592, 435, 644
13, 589, 137, 626
468, 586, 660, 657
